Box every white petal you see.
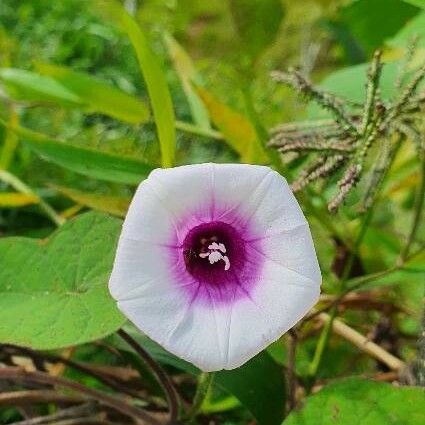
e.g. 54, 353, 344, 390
252, 223, 321, 283
110, 163, 321, 371
211, 165, 307, 234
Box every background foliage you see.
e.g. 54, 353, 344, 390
0, 0, 424, 424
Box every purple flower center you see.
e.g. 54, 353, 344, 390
174, 219, 264, 306
183, 222, 244, 280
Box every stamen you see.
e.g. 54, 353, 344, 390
199, 241, 231, 270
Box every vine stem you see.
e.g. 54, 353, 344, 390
0, 367, 161, 425
117, 328, 180, 424
399, 149, 425, 262
307, 134, 404, 382
185, 372, 215, 422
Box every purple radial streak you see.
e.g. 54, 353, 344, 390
166, 200, 265, 307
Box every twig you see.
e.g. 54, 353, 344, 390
117, 329, 179, 424
0, 367, 161, 425
2, 344, 147, 403
0, 390, 85, 407
12, 402, 97, 425
317, 313, 405, 371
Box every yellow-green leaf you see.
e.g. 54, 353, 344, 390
0, 119, 154, 185
196, 87, 267, 163
54, 186, 130, 217
35, 62, 149, 124
0, 107, 19, 169
0, 68, 82, 106
164, 33, 210, 130
97, 0, 176, 167
0, 192, 39, 207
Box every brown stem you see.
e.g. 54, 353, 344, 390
0, 390, 85, 407
2, 344, 146, 402
12, 402, 97, 425
0, 367, 161, 425
117, 329, 179, 424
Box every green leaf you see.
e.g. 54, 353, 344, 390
164, 34, 210, 130
215, 353, 285, 425
0, 119, 154, 185
402, 0, 425, 8
97, 0, 176, 167
35, 63, 149, 124
308, 61, 400, 119
340, 0, 419, 54
388, 11, 425, 48
358, 252, 425, 288
54, 185, 130, 217
113, 328, 285, 425
0, 212, 126, 349
229, 0, 284, 59
0, 68, 82, 106
196, 86, 268, 163
283, 378, 425, 425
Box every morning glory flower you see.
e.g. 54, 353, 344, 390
109, 164, 321, 371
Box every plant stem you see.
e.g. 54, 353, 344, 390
186, 372, 215, 422
0, 169, 65, 226
287, 330, 298, 412
399, 150, 425, 262
0, 106, 19, 170
175, 120, 223, 140
0, 367, 161, 425
317, 313, 405, 371
308, 135, 403, 382
117, 328, 180, 424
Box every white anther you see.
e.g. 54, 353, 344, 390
199, 242, 231, 270
208, 251, 222, 264
223, 255, 230, 271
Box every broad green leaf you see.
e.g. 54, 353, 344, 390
0, 192, 38, 207
113, 328, 285, 425
0, 119, 154, 185
388, 11, 425, 48
0, 212, 126, 349
54, 185, 130, 217
35, 63, 149, 124
340, 0, 419, 54
215, 353, 285, 425
229, 0, 284, 59
0, 68, 82, 106
196, 87, 268, 163
164, 34, 210, 129
283, 378, 425, 425
97, 0, 176, 167
402, 0, 425, 8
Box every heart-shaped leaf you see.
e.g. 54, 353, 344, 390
0, 212, 125, 350
283, 378, 425, 425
